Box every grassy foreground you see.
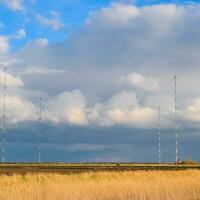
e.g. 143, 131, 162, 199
0, 170, 200, 200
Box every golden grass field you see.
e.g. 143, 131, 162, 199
0, 170, 200, 200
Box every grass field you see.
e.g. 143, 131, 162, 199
0, 170, 200, 200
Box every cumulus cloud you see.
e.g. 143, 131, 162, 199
0, 95, 37, 123
121, 73, 160, 91
0, 0, 23, 11
0, 36, 9, 55
184, 99, 200, 123
88, 91, 157, 128
46, 90, 88, 125
8, 3, 200, 129
0, 29, 25, 58
11, 28, 26, 40
34, 38, 48, 46
38, 90, 157, 128
36, 12, 63, 31
0, 68, 35, 124
22, 38, 48, 47
0, 70, 24, 87
0, 87, 159, 127
86, 3, 139, 27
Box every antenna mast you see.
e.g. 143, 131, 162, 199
2, 65, 6, 163
174, 75, 179, 163
38, 97, 42, 163
158, 107, 161, 164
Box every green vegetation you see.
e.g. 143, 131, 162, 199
0, 162, 199, 174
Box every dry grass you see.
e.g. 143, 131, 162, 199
0, 170, 200, 200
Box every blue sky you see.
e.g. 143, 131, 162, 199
1, 0, 200, 162
1, 0, 112, 50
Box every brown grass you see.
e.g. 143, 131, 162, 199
0, 170, 200, 200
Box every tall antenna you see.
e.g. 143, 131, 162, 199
174, 75, 179, 163
158, 106, 161, 164
2, 65, 7, 163
38, 97, 42, 163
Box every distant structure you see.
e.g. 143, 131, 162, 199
174, 75, 179, 163
38, 97, 42, 163
2, 65, 7, 163
158, 106, 161, 164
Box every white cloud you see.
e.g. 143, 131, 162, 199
0, 29, 25, 59
0, 67, 33, 124
0, 70, 24, 87
23, 38, 48, 47
38, 90, 157, 128
0, 95, 37, 124
35, 38, 48, 46
0, 68, 30, 124
87, 3, 139, 27
11, 28, 26, 40
0, 0, 23, 11
184, 99, 200, 123
121, 73, 160, 91
0, 36, 9, 55
36, 12, 63, 31
88, 91, 157, 128
46, 90, 88, 125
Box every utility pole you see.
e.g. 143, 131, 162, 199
38, 97, 42, 163
158, 106, 161, 164
2, 65, 6, 163
174, 75, 179, 163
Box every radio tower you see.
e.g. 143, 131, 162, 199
174, 75, 179, 163
158, 107, 161, 164
2, 66, 7, 163
38, 97, 42, 163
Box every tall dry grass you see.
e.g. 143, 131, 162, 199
0, 170, 200, 200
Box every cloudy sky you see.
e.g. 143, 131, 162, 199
0, 0, 200, 163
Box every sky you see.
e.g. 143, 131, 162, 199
1, 0, 200, 163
